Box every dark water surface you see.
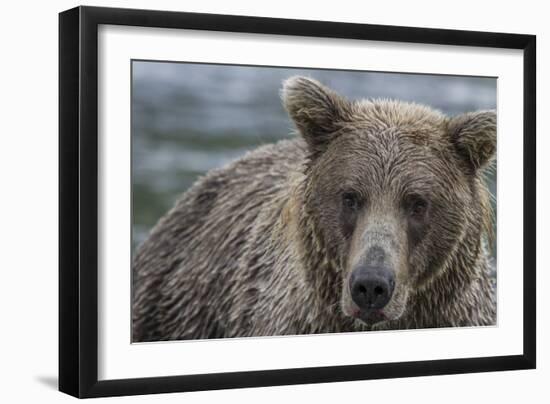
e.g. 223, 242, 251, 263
132, 61, 497, 258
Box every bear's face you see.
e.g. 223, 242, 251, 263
282, 76, 496, 327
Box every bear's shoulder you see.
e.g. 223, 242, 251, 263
188, 137, 308, 196
143, 137, 307, 243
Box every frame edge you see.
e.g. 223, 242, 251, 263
522, 34, 536, 369
58, 5, 81, 398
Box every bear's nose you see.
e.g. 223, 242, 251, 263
349, 267, 395, 310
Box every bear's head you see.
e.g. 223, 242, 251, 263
282, 76, 496, 327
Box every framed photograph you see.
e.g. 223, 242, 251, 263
59, 6, 536, 398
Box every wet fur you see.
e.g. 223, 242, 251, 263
132, 77, 496, 341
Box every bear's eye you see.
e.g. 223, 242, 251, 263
342, 192, 360, 211
405, 195, 429, 218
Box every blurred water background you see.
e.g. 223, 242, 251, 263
132, 61, 497, 260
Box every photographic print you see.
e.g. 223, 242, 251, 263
131, 62, 497, 343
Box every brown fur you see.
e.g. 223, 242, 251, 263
132, 76, 496, 341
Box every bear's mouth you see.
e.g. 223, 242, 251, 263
349, 305, 387, 325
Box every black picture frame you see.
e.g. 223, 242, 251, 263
59, 5, 536, 398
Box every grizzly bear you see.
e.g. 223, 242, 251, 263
132, 76, 496, 342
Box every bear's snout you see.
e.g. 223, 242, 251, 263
349, 266, 395, 311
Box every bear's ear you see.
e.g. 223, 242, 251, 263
281, 76, 352, 154
447, 110, 496, 172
